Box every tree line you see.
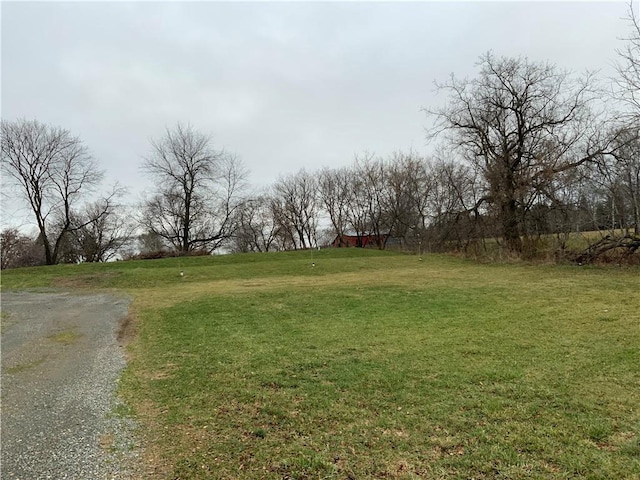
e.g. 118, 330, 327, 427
2, 6, 639, 267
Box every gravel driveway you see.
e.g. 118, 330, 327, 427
1, 291, 139, 479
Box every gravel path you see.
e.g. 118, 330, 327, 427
1, 291, 139, 480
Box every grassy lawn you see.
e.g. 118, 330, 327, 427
2, 250, 639, 479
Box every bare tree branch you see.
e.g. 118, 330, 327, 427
1, 119, 103, 264
140, 123, 248, 253
426, 53, 608, 254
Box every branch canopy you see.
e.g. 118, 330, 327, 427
140, 123, 247, 253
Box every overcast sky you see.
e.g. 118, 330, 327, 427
1, 1, 636, 229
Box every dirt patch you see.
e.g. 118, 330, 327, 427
53, 272, 121, 288
117, 311, 137, 346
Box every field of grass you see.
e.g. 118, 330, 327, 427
2, 249, 639, 479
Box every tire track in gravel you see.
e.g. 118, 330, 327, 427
1, 291, 139, 480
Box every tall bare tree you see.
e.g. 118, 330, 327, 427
616, 132, 640, 234
231, 194, 281, 253
140, 123, 247, 253
1, 119, 104, 264
612, 2, 640, 234
591, 130, 640, 234
383, 152, 431, 243
271, 170, 320, 250
425, 158, 487, 252
318, 166, 352, 246
427, 53, 616, 254
615, 2, 640, 121
353, 155, 389, 248
66, 192, 133, 262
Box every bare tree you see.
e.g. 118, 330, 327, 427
140, 123, 247, 253
318, 167, 352, 246
615, 130, 640, 234
611, 2, 640, 235
231, 193, 281, 253
319, 154, 433, 250
136, 231, 168, 255
424, 158, 486, 252
271, 170, 320, 250
383, 152, 431, 244
66, 190, 134, 262
591, 129, 640, 234
427, 53, 616, 254
353, 154, 389, 249
209, 154, 250, 251
344, 162, 371, 247
0, 228, 45, 269
615, 2, 640, 121
1, 119, 104, 264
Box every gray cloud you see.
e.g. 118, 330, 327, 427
1, 1, 631, 228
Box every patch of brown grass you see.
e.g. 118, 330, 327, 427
116, 311, 137, 347
127, 399, 175, 480
53, 272, 120, 288
48, 329, 80, 345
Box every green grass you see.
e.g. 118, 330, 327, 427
47, 329, 81, 345
0, 249, 394, 290
0, 311, 13, 334
2, 249, 639, 479
3, 358, 45, 374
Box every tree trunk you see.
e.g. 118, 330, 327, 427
35, 222, 55, 265
42, 235, 54, 265
501, 197, 522, 254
